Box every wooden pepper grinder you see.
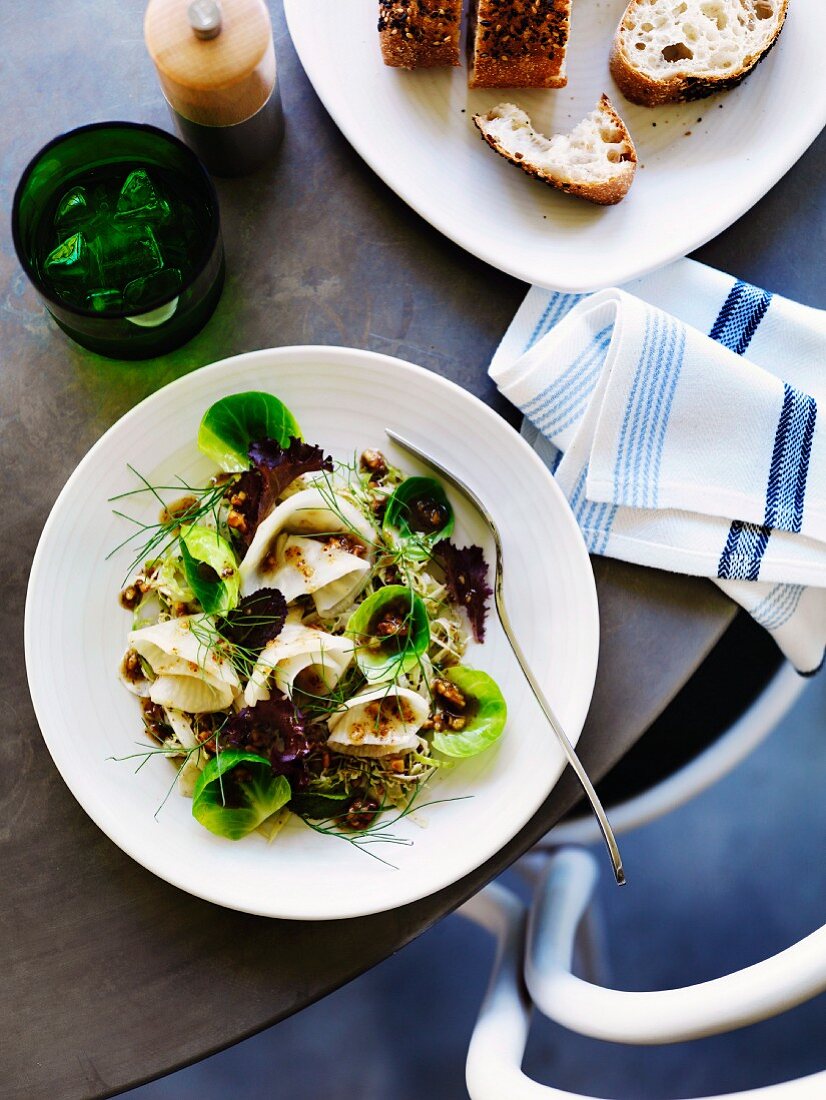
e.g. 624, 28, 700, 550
144, 0, 284, 177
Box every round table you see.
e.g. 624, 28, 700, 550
1, 3, 821, 1097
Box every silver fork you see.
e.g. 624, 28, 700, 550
386, 429, 625, 886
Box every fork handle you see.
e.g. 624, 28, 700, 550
495, 585, 626, 886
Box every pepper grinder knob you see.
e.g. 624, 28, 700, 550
188, 0, 222, 40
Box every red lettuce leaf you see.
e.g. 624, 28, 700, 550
434, 541, 492, 643
222, 695, 310, 788
217, 588, 287, 654
249, 437, 334, 518
226, 439, 333, 551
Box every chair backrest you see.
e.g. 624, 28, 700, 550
462, 661, 820, 1097
461, 872, 826, 1100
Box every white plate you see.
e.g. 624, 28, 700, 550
25, 346, 598, 920
284, 0, 826, 292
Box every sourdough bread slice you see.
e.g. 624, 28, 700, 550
473, 96, 637, 205
468, 0, 571, 88
379, 0, 462, 68
610, 0, 789, 106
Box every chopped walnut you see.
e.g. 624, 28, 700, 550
140, 699, 167, 743
120, 578, 148, 610
325, 533, 367, 558
343, 796, 380, 831
360, 449, 388, 479
410, 496, 450, 534
375, 610, 409, 638
195, 726, 217, 755
425, 678, 469, 734
434, 677, 466, 710
426, 707, 466, 732
227, 490, 249, 535
121, 649, 145, 683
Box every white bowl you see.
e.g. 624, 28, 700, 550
25, 346, 599, 919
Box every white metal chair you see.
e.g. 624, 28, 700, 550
460, 660, 824, 1100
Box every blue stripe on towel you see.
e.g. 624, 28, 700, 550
714, 281, 774, 580
750, 583, 805, 632
571, 464, 618, 555
764, 384, 818, 534
613, 310, 659, 502
709, 280, 772, 355
524, 292, 584, 353
647, 321, 686, 508
612, 311, 686, 508
523, 324, 613, 438
717, 520, 772, 582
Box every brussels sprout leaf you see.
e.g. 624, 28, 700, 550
383, 477, 454, 559
347, 584, 430, 684
180, 525, 240, 615
431, 667, 507, 758
192, 750, 292, 840
155, 552, 195, 604
198, 392, 302, 472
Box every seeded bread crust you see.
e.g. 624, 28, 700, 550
473, 95, 638, 205
609, 0, 789, 106
469, 0, 571, 88
379, 0, 462, 68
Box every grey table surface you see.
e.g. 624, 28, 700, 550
0, 2, 822, 1098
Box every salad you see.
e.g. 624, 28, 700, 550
115, 391, 506, 854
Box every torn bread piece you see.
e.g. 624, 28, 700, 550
610, 0, 789, 107
468, 0, 571, 88
379, 0, 463, 68
473, 96, 637, 205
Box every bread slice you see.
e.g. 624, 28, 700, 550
379, 0, 462, 68
473, 96, 637, 205
610, 0, 789, 106
468, 0, 571, 88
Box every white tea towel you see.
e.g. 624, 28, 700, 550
490, 258, 826, 675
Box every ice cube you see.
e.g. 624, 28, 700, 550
123, 267, 181, 310
96, 223, 163, 287
86, 288, 124, 313
116, 169, 170, 225
43, 232, 97, 287
54, 187, 90, 231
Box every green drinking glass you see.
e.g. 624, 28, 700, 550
12, 121, 224, 360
